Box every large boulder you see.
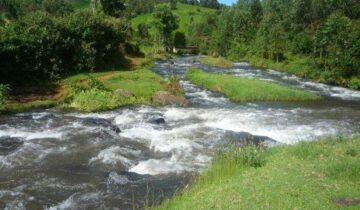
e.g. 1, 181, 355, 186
152, 91, 188, 107
82, 118, 121, 134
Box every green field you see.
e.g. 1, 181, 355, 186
157, 136, 360, 210
132, 3, 215, 35
186, 69, 322, 102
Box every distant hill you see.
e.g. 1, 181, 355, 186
132, 3, 215, 35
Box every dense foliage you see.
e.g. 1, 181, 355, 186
153, 4, 179, 52
0, 0, 132, 84
187, 0, 360, 89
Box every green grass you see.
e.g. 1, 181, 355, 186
62, 68, 169, 112
0, 100, 57, 113
132, 3, 215, 36
157, 135, 360, 210
197, 56, 234, 68
186, 69, 322, 102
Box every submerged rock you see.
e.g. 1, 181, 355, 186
151, 118, 166, 124
82, 118, 121, 134
221, 130, 278, 148
0, 137, 24, 155
152, 91, 189, 107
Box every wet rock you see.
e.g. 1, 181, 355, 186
151, 118, 165, 124
83, 118, 121, 134
113, 89, 134, 97
152, 91, 189, 107
221, 130, 278, 148
0, 137, 24, 155
108, 171, 150, 185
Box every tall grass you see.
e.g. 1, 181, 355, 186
187, 69, 322, 102
157, 136, 360, 210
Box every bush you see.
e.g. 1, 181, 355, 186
0, 10, 129, 84
71, 89, 123, 112
166, 75, 183, 95
173, 31, 186, 48
88, 76, 108, 91
349, 77, 360, 90
0, 84, 9, 107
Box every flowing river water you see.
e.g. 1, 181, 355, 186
0, 56, 359, 209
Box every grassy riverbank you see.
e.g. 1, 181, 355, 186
243, 55, 360, 91
62, 68, 167, 112
0, 58, 174, 113
197, 56, 233, 68
157, 136, 360, 210
186, 69, 322, 102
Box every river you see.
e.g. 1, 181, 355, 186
0, 56, 359, 209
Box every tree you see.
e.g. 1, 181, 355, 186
173, 31, 186, 48
199, 0, 220, 9
315, 13, 359, 78
137, 23, 150, 39
100, 0, 125, 17
42, 0, 73, 16
170, 0, 177, 10
153, 4, 179, 52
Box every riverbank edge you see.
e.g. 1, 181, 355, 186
199, 55, 360, 91
0, 56, 178, 114
155, 135, 360, 210
186, 68, 322, 102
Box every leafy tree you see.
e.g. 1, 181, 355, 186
173, 31, 186, 48
100, 0, 125, 17
315, 13, 359, 77
170, 0, 177, 10
137, 23, 150, 39
153, 4, 179, 52
42, 0, 73, 16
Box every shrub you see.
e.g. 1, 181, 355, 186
0, 10, 129, 84
0, 84, 10, 107
349, 77, 360, 90
166, 75, 183, 95
88, 76, 108, 91
173, 31, 186, 48
71, 89, 123, 112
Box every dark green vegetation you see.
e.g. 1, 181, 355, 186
187, 69, 322, 101
158, 136, 360, 209
0, 0, 186, 112
186, 0, 360, 90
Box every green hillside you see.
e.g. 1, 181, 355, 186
132, 3, 215, 35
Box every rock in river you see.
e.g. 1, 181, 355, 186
82, 118, 121, 134
0, 136, 24, 155
152, 91, 189, 107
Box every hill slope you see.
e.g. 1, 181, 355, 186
132, 3, 215, 35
